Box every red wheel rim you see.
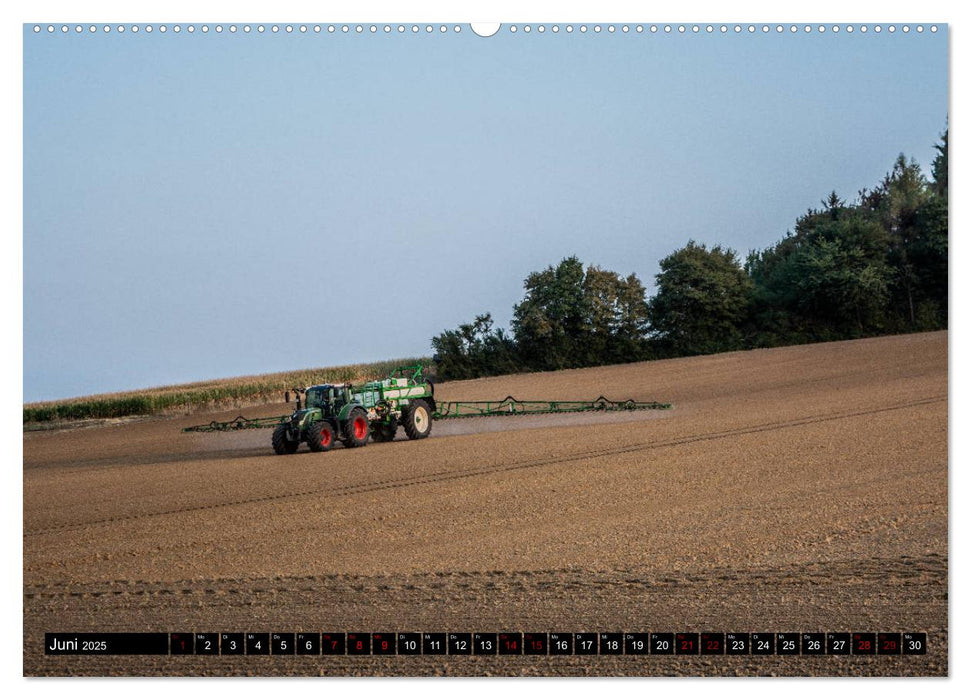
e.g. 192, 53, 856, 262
353, 416, 367, 439
320, 427, 331, 446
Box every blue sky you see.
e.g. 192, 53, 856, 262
23, 23, 948, 401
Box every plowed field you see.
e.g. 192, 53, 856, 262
23, 331, 948, 676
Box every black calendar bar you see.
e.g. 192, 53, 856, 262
44, 633, 169, 655
43, 631, 928, 656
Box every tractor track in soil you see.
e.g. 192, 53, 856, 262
23, 395, 943, 537
23, 553, 947, 600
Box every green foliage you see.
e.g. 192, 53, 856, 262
911, 195, 948, 325
431, 313, 521, 380
648, 242, 753, 356
748, 132, 948, 342
932, 127, 948, 199
858, 152, 944, 328
433, 258, 652, 379
747, 207, 894, 341
582, 266, 652, 365
510, 257, 651, 370
511, 256, 590, 371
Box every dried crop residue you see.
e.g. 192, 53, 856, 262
23, 331, 947, 676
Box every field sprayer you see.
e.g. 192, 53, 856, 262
182, 364, 672, 454
274, 365, 434, 454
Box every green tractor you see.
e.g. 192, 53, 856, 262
271, 365, 436, 455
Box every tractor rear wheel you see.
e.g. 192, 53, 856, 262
272, 425, 299, 455
371, 416, 398, 443
306, 420, 335, 452
342, 408, 370, 448
402, 399, 432, 440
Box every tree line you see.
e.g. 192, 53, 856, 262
431, 130, 948, 380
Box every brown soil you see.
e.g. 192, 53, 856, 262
23, 332, 948, 676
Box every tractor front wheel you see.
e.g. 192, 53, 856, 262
402, 399, 432, 440
306, 420, 335, 452
342, 408, 370, 448
371, 416, 398, 443
272, 425, 299, 455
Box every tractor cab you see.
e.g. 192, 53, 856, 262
304, 384, 351, 412
304, 385, 333, 410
